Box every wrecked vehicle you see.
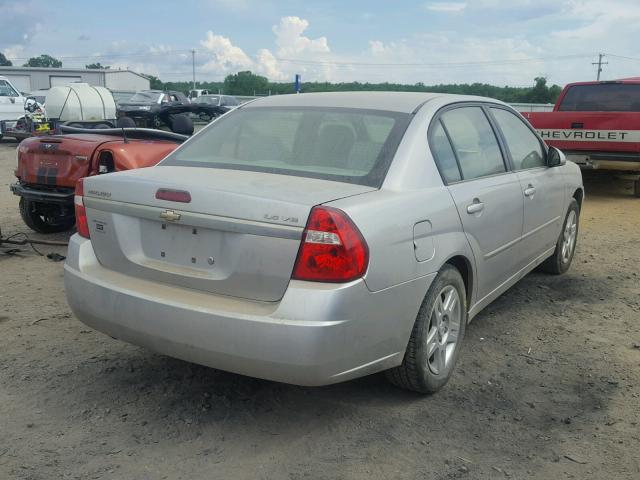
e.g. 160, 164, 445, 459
117, 90, 235, 134
10, 128, 185, 233
117, 90, 196, 134
191, 94, 239, 121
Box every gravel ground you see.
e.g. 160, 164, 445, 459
1, 138, 639, 480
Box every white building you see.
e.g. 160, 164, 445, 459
0, 66, 150, 93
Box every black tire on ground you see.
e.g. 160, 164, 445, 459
170, 114, 194, 135
540, 198, 580, 275
19, 198, 75, 234
386, 264, 467, 394
634, 179, 640, 198
116, 116, 136, 128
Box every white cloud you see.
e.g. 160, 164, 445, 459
424, 2, 467, 12
254, 48, 286, 81
200, 31, 253, 74
2, 45, 25, 62
272, 16, 330, 57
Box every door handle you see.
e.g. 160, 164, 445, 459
524, 185, 536, 197
466, 199, 485, 214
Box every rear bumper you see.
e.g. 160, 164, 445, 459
10, 182, 74, 204
565, 151, 640, 171
64, 235, 433, 386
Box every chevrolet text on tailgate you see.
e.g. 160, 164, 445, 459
64, 91, 584, 393
522, 78, 640, 197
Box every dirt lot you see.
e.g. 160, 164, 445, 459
1, 138, 639, 480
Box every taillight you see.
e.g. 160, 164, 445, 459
75, 178, 90, 238
292, 206, 369, 283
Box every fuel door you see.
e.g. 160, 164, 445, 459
413, 220, 435, 262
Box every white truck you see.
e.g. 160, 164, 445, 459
0, 76, 27, 141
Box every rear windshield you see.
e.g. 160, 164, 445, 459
161, 107, 411, 187
559, 83, 640, 112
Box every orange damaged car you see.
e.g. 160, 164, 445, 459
10, 129, 185, 233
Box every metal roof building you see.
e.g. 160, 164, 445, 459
0, 67, 150, 93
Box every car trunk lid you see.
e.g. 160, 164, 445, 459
17, 135, 115, 188
82, 166, 376, 302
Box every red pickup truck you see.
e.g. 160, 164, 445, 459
522, 78, 640, 197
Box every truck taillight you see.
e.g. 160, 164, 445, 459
75, 178, 90, 238
292, 206, 369, 283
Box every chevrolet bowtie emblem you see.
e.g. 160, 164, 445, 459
160, 210, 181, 222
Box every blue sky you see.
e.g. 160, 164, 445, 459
2, 0, 640, 86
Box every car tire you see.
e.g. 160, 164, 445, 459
540, 198, 580, 275
19, 198, 75, 234
386, 264, 467, 394
170, 114, 194, 135
116, 116, 136, 128
634, 179, 640, 198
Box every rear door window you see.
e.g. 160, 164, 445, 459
430, 120, 461, 183
440, 107, 506, 180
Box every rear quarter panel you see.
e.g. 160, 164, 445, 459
97, 140, 178, 171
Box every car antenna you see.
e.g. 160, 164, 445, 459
121, 127, 129, 144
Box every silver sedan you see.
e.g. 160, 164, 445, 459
64, 92, 583, 393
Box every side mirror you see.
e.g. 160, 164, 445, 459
547, 146, 566, 167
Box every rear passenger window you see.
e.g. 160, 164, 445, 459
440, 107, 506, 180
430, 120, 461, 183
490, 108, 545, 170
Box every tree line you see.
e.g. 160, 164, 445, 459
0, 53, 562, 104
153, 71, 563, 104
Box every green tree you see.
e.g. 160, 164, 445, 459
142, 74, 164, 90
223, 71, 269, 95
23, 54, 62, 68
524, 77, 556, 103
0, 53, 12, 66
85, 62, 110, 69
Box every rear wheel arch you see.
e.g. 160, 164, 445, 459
573, 188, 584, 210
444, 255, 473, 311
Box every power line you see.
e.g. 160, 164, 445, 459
604, 53, 640, 62
274, 54, 593, 68
7, 49, 194, 61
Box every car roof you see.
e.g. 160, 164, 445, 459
563, 78, 640, 88
242, 91, 506, 113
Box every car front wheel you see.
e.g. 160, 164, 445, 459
19, 198, 75, 234
386, 264, 467, 394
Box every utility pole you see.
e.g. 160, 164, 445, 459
592, 53, 608, 81
191, 49, 196, 90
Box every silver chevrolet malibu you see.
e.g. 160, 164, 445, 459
64, 92, 583, 393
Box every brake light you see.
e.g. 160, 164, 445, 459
156, 188, 191, 203
292, 206, 369, 283
74, 178, 90, 238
